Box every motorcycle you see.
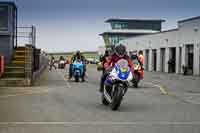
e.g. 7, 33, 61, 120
72, 60, 84, 82
132, 59, 141, 88
101, 59, 133, 110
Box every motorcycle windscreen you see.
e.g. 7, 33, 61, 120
115, 59, 130, 80
73, 61, 83, 68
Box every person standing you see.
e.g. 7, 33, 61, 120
49, 55, 57, 71
138, 50, 144, 79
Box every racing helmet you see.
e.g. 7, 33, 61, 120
115, 44, 126, 57
75, 50, 80, 55
105, 47, 112, 56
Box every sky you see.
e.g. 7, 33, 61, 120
10, 0, 200, 52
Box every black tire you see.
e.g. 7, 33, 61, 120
133, 82, 138, 88
75, 76, 79, 82
111, 87, 123, 111
101, 94, 109, 105
132, 74, 139, 88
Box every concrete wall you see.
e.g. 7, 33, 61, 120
121, 17, 200, 75
0, 36, 13, 64
25, 45, 49, 86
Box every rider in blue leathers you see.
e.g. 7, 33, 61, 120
69, 50, 86, 81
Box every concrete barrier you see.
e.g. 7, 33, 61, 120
32, 53, 49, 83
24, 45, 49, 86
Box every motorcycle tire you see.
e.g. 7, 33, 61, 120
132, 74, 139, 88
111, 87, 123, 111
75, 76, 79, 82
133, 82, 138, 88
101, 94, 109, 105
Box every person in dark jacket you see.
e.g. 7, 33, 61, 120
49, 55, 57, 71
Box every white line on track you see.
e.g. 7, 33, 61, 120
0, 121, 200, 126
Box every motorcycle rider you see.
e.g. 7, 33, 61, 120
99, 44, 134, 92
69, 50, 86, 81
110, 44, 133, 69
130, 50, 144, 79
99, 48, 113, 92
130, 51, 139, 62
100, 48, 113, 73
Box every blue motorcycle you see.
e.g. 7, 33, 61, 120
72, 60, 84, 82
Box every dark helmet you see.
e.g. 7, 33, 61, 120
75, 50, 80, 56
131, 53, 137, 60
139, 50, 143, 55
105, 48, 112, 56
115, 44, 126, 57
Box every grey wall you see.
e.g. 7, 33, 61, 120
0, 3, 16, 64
0, 35, 13, 64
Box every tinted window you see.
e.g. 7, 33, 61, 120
0, 6, 8, 31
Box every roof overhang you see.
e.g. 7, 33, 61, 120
0, 1, 17, 9
178, 16, 200, 23
105, 18, 165, 23
100, 29, 158, 36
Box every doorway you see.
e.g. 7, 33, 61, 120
152, 49, 157, 71
145, 50, 149, 71
178, 47, 182, 73
160, 48, 165, 72
186, 45, 194, 74
168, 47, 176, 73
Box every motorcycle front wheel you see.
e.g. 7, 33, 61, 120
133, 81, 138, 88
75, 75, 79, 82
111, 87, 123, 111
132, 73, 139, 88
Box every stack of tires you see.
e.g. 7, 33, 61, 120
0, 56, 5, 77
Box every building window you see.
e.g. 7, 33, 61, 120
0, 6, 9, 31
111, 22, 128, 30
114, 23, 122, 29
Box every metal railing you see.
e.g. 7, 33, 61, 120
17, 26, 36, 48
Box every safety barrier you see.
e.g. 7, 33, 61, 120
0, 56, 5, 77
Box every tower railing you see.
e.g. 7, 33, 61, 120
17, 26, 36, 48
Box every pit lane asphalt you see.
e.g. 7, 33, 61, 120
0, 65, 199, 133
